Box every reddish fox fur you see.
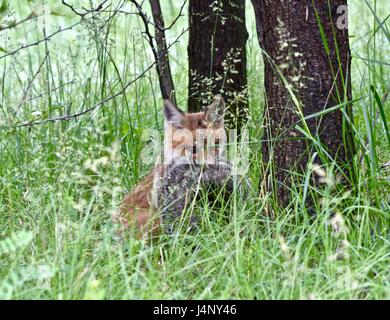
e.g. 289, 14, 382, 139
115, 96, 226, 239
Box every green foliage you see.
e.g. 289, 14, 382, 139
0, 0, 388, 299
0, 0, 8, 17
0, 231, 33, 255
0, 231, 33, 299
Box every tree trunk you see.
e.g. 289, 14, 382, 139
188, 0, 248, 130
251, 0, 355, 204
149, 0, 176, 104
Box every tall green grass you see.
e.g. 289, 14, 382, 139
0, 0, 389, 299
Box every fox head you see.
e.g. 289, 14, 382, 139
163, 95, 226, 165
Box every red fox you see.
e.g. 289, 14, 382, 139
115, 95, 228, 239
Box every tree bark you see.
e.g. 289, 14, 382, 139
251, 0, 355, 204
188, 0, 248, 129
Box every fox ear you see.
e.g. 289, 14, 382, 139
164, 99, 184, 127
205, 95, 225, 127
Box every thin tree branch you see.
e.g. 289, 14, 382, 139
27, 80, 75, 102
0, 19, 86, 60
130, 0, 167, 102
0, 12, 37, 32
16, 52, 49, 111
61, 0, 109, 18
15, 27, 188, 128
149, 0, 177, 104
164, 0, 187, 31
82, 0, 109, 14
103, 0, 186, 32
